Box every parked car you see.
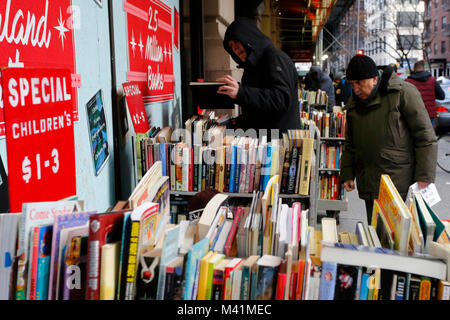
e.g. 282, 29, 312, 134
435, 77, 450, 135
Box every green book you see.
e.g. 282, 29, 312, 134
206, 253, 225, 300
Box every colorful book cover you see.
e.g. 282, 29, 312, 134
62, 235, 88, 300
15, 200, 83, 301
86, 211, 124, 300
35, 225, 53, 300
183, 237, 209, 300
319, 261, 337, 300
333, 264, 359, 300
49, 211, 93, 300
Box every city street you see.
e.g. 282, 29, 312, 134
337, 164, 450, 234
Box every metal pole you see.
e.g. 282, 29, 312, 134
357, 0, 360, 50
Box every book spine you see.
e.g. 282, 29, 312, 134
234, 147, 241, 193
287, 147, 299, 194
193, 145, 199, 192
170, 145, 176, 191
280, 150, 291, 194
209, 150, 216, 190
175, 144, 183, 191
229, 146, 236, 193
395, 274, 406, 300
124, 221, 140, 300
275, 273, 287, 300
164, 267, 175, 300
319, 261, 337, 300
189, 148, 194, 192
419, 277, 432, 300
29, 227, 40, 300
240, 266, 251, 300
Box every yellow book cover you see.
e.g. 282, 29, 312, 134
377, 175, 411, 253
100, 242, 120, 300
197, 251, 216, 300
419, 277, 432, 300
299, 138, 314, 196
206, 253, 225, 300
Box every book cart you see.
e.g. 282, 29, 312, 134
169, 123, 321, 228
299, 93, 348, 222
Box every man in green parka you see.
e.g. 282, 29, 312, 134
340, 54, 437, 223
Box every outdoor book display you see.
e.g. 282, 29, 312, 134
1, 161, 450, 300
301, 108, 348, 213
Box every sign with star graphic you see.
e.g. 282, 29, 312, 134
124, 0, 175, 104
0, 0, 80, 139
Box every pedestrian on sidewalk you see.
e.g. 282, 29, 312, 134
305, 66, 336, 112
405, 60, 445, 127
216, 17, 300, 134
340, 55, 437, 222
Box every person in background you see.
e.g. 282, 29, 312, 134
216, 17, 300, 134
334, 71, 352, 106
340, 55, 437, 223
305, 66, 336, 112
405, 60, 445, 126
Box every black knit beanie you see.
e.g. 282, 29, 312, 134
346, 55, 378, 80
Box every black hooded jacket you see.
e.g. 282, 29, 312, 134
223, 18, 300, 133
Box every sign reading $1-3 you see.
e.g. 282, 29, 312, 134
124, 0, 174, 104
1, 68, 77, 212
0, 0, 80, 139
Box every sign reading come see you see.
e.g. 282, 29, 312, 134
1, 68, 77, 212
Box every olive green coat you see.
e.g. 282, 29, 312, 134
340, 71, 437, 200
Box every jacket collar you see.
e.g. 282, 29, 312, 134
343, 69, 402, 111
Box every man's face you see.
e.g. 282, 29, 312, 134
229, 40, 247, 62
349, 77, 378, 100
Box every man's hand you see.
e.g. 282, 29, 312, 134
343, 180, 355, 192
216, 75, 239, 100
417, 181, 431, 190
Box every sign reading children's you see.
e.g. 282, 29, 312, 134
1, 68, 77, 212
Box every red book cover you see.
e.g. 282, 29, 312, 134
275, 273, 287, 300
224, 207, 244, 256
288, 269, 298, 300
223, 258, 243, 299
29, 226, 40, 300
189, 148, 193, 192
86, 212, 124, 300
295, 259, 305, 300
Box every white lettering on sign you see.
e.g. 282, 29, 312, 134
7, 76, 71, 107
124, 84, 141, 96
147, 65, 164, 91
12, 111, 72, 140
145, 34, 163, 63
0, 0, 52, 48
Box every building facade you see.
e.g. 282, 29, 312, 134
424, 0, 450, 78
365, 0, 424, 76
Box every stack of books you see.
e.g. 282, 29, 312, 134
2, 162, 450, 300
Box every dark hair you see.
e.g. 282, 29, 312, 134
414, 60, 425, 71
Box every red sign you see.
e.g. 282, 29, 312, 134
174, 7, 179, 50
0, 0, 80, 139
1, 68, 77, 212
123, 82, 150, 133
124, 0, 174, 104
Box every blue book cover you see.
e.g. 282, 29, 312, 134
260, 145, 272, 191
234, 145, 242, 193
250, 270, 258, 300
229, 145, 237, 193
160, 143, 167, 176
35, 225, 53, 300
360, 273, 370, 300
183, 237, 209, 300
319, 261, 337, 300
240, 265, 251, 300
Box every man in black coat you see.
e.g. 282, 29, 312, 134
216, 18, 301, 134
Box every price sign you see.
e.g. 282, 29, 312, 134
0, 0, 80, 139
123, 82, 150, 133
124, 0, 174, 104
1, 68, 76, 212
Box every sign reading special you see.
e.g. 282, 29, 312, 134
0, 0, 80, 139
123, 82, 150, 133
124, 0, 174, 104
1, 68, 77, 212
86, 90, 110, 176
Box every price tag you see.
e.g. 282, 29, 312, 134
1, 68, 76, 212
123, 82, 150, 133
